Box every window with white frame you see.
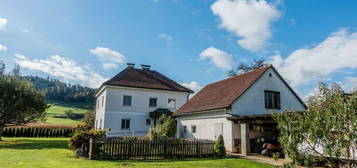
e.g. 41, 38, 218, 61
121, 119, 130, 130
146, 119, 151, 125
191, 125, 196, 133
168, 99, 176, 109
149, 97, 157, 107
264, 90, 281, 109
101, 96, 105, 107
123, 95, 132, 106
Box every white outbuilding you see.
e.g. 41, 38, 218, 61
173, 65, 306, 155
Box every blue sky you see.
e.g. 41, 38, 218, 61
1, 0, 357, 98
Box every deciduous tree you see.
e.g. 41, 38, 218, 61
274, 83, 357, 167
0, 75, 48, 140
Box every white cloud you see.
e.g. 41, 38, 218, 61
199, 47, 233, 70
19, 28, 30, 33
0, 44, 7, 51
343, 76, 357, 92
271, 28, 357, 87
159, 33, 175, 45
180, 81, 203, 98
211, 0, 281, 51
14, 54, 107, 88
90, 47, 125, 63
90, 47, 125, 70
102, 63, 118, 70
0, 18, 7, 30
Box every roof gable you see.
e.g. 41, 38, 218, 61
174, 66, 271, 115
100, 67, 193, 93
174, 66, 306, 116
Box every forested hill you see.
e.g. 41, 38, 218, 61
21, 76, 96, 106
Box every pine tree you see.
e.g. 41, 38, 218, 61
214, 135, 226, 157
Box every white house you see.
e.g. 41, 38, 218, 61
173, 65, 306, 155
95, 63, 193, 137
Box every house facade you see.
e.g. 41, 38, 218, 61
173, 66, 306, 155
95, 63, 193, 137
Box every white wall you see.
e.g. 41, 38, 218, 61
176, 110, 236, 152
95, 85, 189, 136
231, 68, 306, 116
95, 89, 107, 130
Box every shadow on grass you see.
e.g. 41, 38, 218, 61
48, 100, 93, 109
0, 138, 68, 150
93, 157, 229, 163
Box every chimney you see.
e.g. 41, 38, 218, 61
141, 64, 151, 70
127, 63, 135, 68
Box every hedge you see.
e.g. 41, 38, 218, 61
2, 127, 74, 137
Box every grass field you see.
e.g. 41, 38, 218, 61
0, 138, 274, 168
43, 101, 90, 125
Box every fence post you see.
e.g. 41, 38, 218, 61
89, 138, 93, 160
164, 140, 167, 159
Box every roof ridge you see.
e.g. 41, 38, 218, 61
149, 70, 194, 93
99, 66, 193, 94
207, 65, 271, 87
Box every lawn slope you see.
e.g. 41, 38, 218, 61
0, 138, 274, 168
43, 101, 90, 125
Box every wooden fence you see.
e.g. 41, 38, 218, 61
88, 137, 215, 160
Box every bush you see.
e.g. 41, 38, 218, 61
68, 129, 106, 150
75, 111, 94, 132
214, 135, 225, 157
64, 109, 84, 120
146, 114, 176, 140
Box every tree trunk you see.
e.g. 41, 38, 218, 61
0, 127, 3, 141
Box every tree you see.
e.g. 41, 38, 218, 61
273, 83, 357, 167
146, 114, 176, 139
214, 135, 226, 157
0, 75, 49, 140
12, 64, 20, 76
228, 59, 269, 77
0, 60, 5, 75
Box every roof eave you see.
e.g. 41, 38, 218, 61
173, 107, 229, 116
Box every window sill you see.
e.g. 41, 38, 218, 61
265, 108, 281, 110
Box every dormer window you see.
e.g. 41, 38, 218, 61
123, 95, 132, 106
265, 90, 281, 109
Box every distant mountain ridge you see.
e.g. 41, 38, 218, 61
22, 76, 96, 106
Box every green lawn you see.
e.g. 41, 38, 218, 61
0, 138, 274, 168
43, 101, 90, 125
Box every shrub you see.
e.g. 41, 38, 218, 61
146, 114, 176, 140
68, 129, 106, 150
75, 111, 95, 132
214, 135, 225, 157
64, 109, 74, 118
64, 109, 84, 120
